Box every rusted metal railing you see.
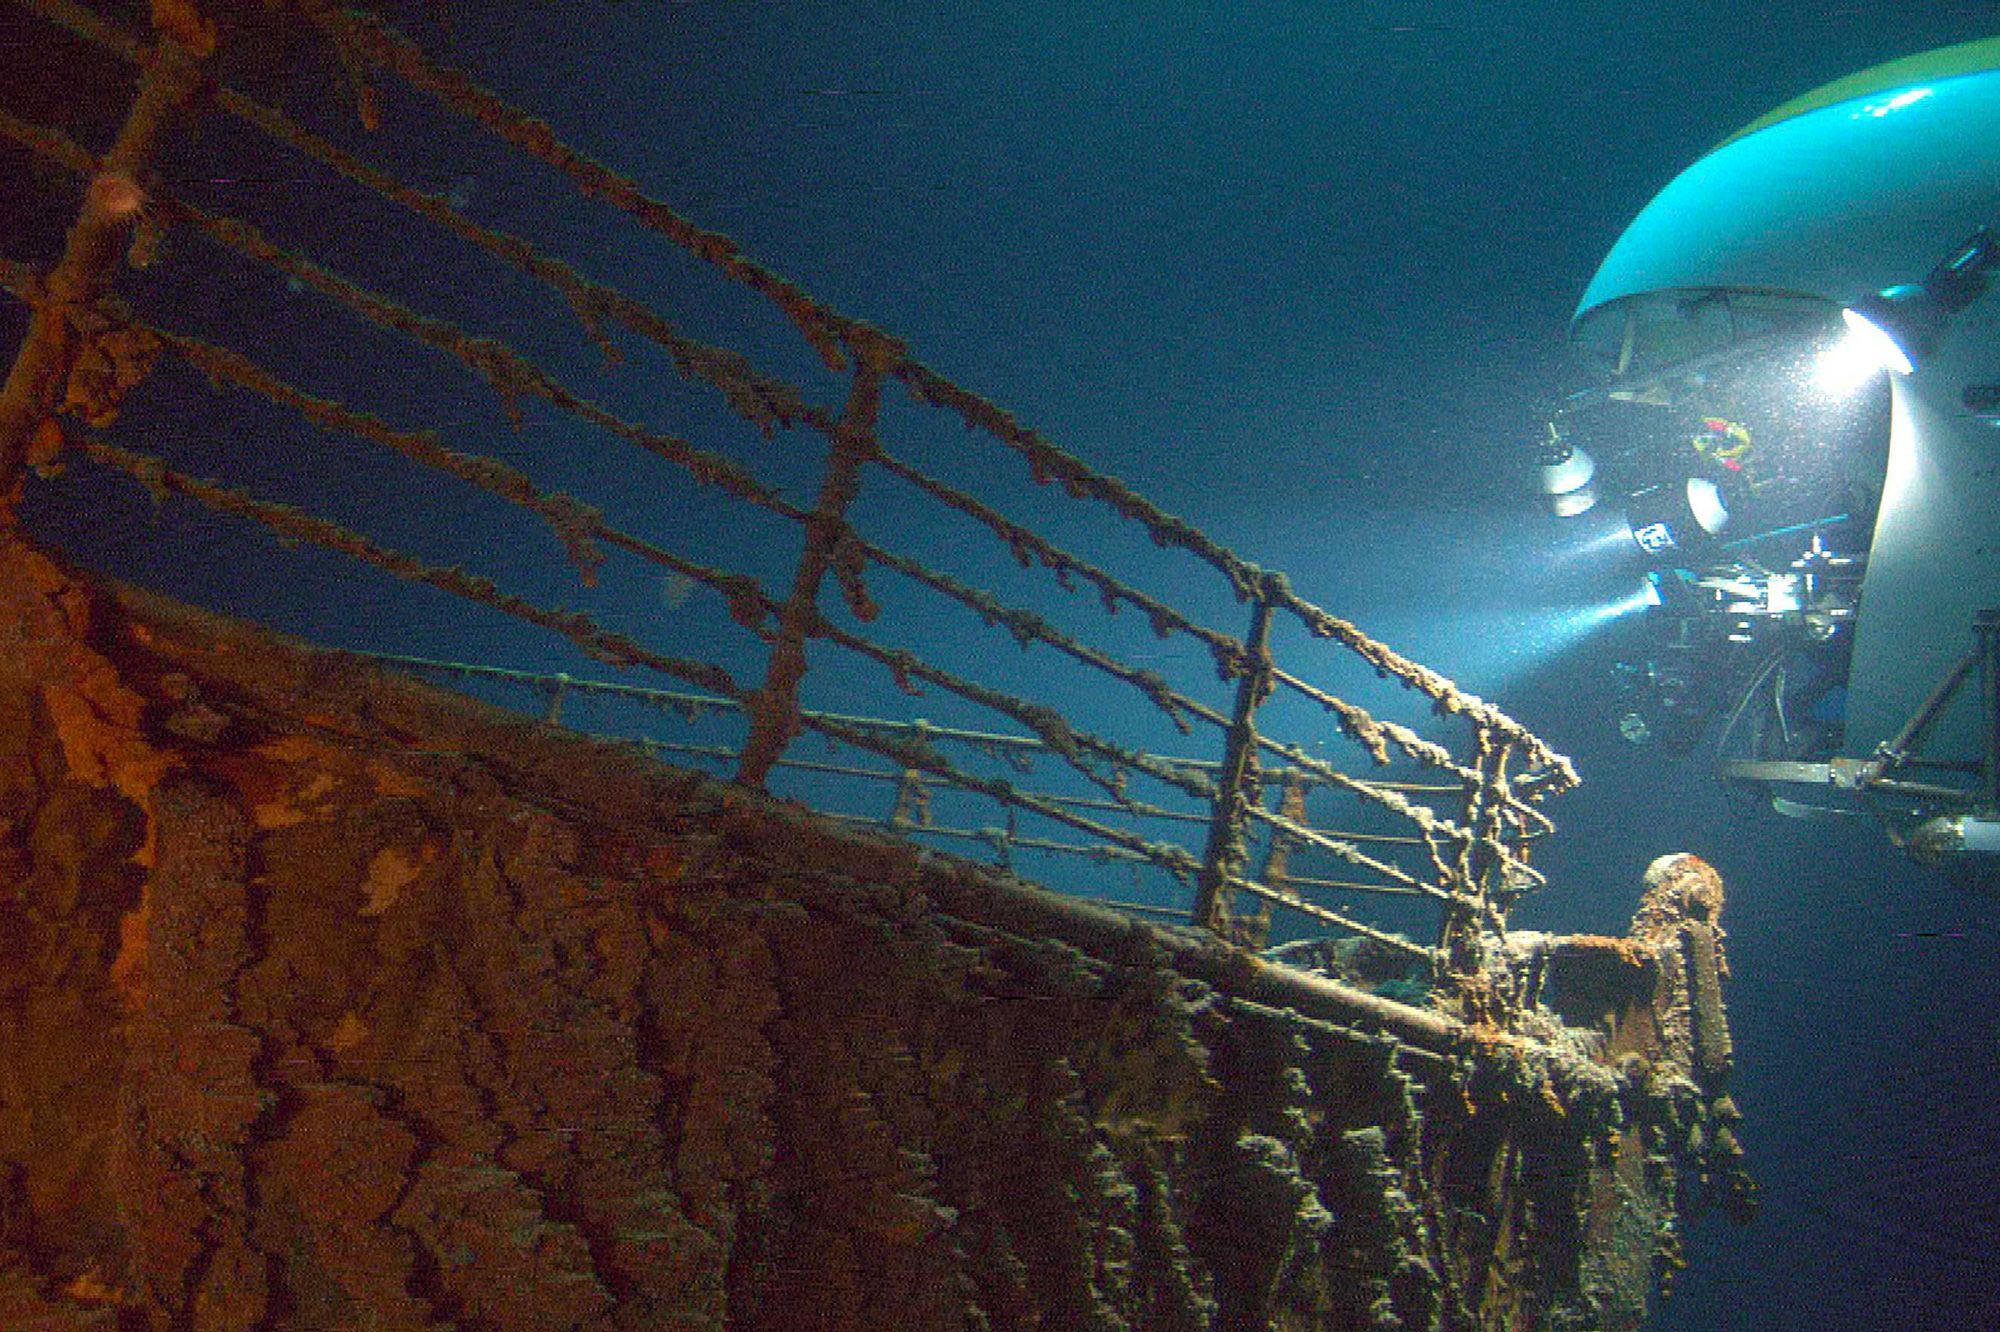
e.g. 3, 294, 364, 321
0, 0, 1578, 1014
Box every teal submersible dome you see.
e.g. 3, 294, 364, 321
1537, 38, 2000, 883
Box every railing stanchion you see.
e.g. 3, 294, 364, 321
1193, 580, 1278, 938
0, 14, 207, 515
0, 1, 1581, 996
1436, 726, 1515, 1013
1241, 767, 1306, 948
737, 339, 888, 789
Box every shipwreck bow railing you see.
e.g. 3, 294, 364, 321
0, 0, 1577, 1005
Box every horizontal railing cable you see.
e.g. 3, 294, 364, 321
72, 432, 754, 693
0, 0, 1579, 981
66, 415, 1209, 845
1225, 876, 1435, 959
1, 1, 1275, 750
69, 429, 1216, 885
1242, 804, 1452, 903
362, 653, 1446, 864
0, 265, 783, 630
321, 652, 1474, 834
15, 0, 818, 440
1281, 874, 1433, 898
0, 43, 1552, 864
0, 96, 1266, 760
871, 450, 1246, 672
0, 104, 824, 525
293, 0, 1574, 770
1271, 663, 1470, 775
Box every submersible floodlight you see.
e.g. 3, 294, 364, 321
1535, 422, 1597, 517
1841, 224, 2000, 374
1625, 477, 1729, 557
1841, 287, 1944, 376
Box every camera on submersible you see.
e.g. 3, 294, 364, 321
1535, 396, 1868, 759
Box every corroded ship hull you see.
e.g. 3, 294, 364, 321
0, 536, 1748, 1330
0, 4, 1750, 1327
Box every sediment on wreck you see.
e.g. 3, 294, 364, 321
0, 536, 1750, 1331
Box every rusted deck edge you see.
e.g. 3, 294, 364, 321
88, 557, 1492, 1057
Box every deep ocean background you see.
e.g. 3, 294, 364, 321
12, 2, 2000, 1328
421, 10, 2000, 1326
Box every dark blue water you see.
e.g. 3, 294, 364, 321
20, 3, 2000, 1327
445, 9, 2000, 1328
